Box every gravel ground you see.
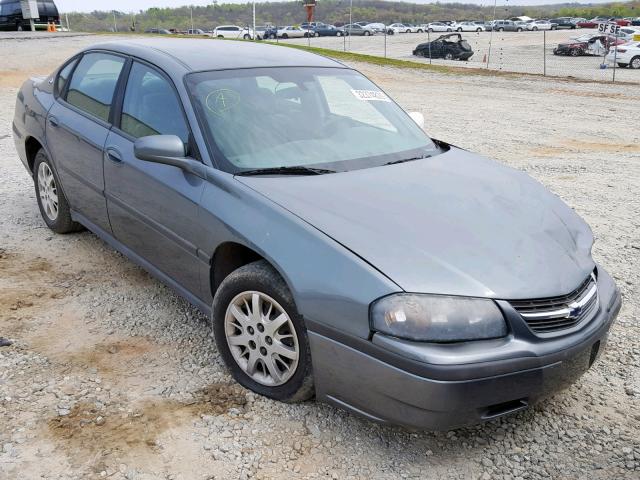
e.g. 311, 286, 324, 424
1, 35, 639, 480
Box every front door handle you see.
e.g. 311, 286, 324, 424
48, 116, 59, 127
105, 147, 122, 163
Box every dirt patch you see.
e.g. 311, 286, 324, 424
544, 87, 640, 101
47, 384, 247, 471
528, 138, 640, 157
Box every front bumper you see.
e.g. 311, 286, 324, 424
309, 267, 621, 430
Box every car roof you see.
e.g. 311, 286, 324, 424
87, 39, 343, 75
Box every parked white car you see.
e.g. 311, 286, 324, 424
606, 41, 640, 68
387, 23, 412, 34
277, 26, 313, 38
214, 25, 253, 39
427, 22, 454, 32
454, 21, 485, 32
526, 20, 554, 31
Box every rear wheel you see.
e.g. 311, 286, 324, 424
498, 27, 504, 32
417, 29, 423, 33
630, 56, 640, 69
444, 52, 454, 60
517, 27, 523, 32
217, 35, 223, 38
570, 48, 581, 56
336, 31, 342, 37
533, 26, 538, 31
33, 150, 82, 234
243, 34, 250, 39
457, 27, 462, 32
213, 261, 314, 402
364, 30, 371, 36
476, 28, 482, 32
282, 33, 288, 39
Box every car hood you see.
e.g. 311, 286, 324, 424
237, 146, 594, 300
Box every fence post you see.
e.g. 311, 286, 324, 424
543, 30, 546, 76
427, 29, 432, 65
612, 41, 617, 83
383, 27, 386, 58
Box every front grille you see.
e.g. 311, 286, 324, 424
510, 274, 599, 334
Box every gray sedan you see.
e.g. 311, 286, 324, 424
12, 39, 621, 430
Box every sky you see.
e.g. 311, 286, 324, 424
54, 0, 619, 13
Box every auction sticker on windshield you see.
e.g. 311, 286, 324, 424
351, 89, 391, 102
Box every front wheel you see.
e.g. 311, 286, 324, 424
533, 26, 538, 31
444, 52, 454, 60
498, 27, 504, 32
630, 56, 640, 69
428, 28, 433, 33
336, 31, 342, 37
570, 48, 581, 56
447, 28, 452, 32
364, 30, 371, 36
476, 28, 482, 32
281, 33, 288, 39
457, 27, 463, 32
243, 34, 250, 39
33, 150, 82, 234
213, 261, 314, 402
417, 29, 423, 33
517, 28, 523, 32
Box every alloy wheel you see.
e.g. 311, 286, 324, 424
37, 162, 59, 221
224, 291, 299, 386
631, 57, 640, 69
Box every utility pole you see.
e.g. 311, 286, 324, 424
113, 11, 118, 33
253, 0, 256, 40
190, 6, 194, 32
348, 0, 352, 50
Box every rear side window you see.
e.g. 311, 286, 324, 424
120, 62, 189, 144
65, 52, 125, 122
55, 59, 77, 97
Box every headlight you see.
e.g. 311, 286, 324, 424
370, 294, 507, 342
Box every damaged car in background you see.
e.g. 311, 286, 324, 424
12, 39, 621, 430
413, 33, 474, 60
553, 34, 625, 56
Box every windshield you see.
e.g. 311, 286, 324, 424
186, 67, 438, 174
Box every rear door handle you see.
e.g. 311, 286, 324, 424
48, 116, 59, 127
105, 147, 122, 163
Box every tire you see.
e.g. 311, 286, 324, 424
476, 28, 482, 32
428, 28, 433, 33
551, 25, 557, 30
33, 149, 82, 234
281, 33, 288, 39
570, 48, 581, 57
444, 53, 454, 60
517, 28, 523, 32
417, 29, 423, 33
457, 27, 462, 32
533, 27, 538, 31
406, 29, 411, 33
336, 31, 342, 37
446, 28, 452, 32
217, 35, 223, 38
212, 260, 314, 403
618, 63, 628, 68
16, 24, 23, 31
243, 34, 250, 39
498, 27, 504, 32
630, 56, 640, 69
303, 32, 309, 37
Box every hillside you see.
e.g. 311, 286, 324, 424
63, 1, 640, 32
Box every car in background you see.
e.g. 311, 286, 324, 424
453, 21, 484, 32
343, 23, 373, 36
550, 17, 579, 29
413, 33, 474, 60
144, 28, 172, 35
526, 20, 554, 31
186, 28, 206, 35
313, 24, 345, 37
301, 21, 323, 30
605, 40, 640, 68
631, 17, 640, 26
0, 0, 60, 31
426, 22, 453, 33
365, 23, 386, 34
387, 23, 412, 34
553, 34, 625, 56
214, 25, 253, 39
488, 20, 526, 32
405, 24, 424, 33
277, 26, 314, 38
576, 17, 615, 29
617, 27, 640, 41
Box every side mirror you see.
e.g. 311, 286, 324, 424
408, 111, 425, 129
134, 135, 205, 177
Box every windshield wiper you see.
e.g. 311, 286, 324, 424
236, 166, 336, 176
383, 155, 433, 166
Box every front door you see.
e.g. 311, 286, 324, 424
47, 52, 126, 233
103, 61, 205, 298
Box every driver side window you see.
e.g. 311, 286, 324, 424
120, 62, 190, 145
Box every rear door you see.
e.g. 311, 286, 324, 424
47, 51, 126, 233
103, 60, 205, 298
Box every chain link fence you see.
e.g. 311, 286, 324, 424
281, 29, 639, 84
